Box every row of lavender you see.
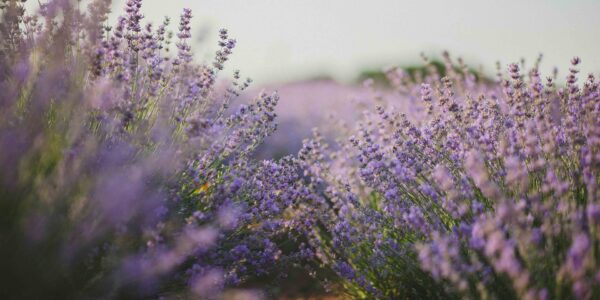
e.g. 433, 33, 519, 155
0, 0, 303, 298
296, 51, 600, 299
1, 1, 599, 299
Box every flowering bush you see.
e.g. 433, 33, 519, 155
0, 0, 300, 298
297, 53, 600, 299
2, 1, 599, 299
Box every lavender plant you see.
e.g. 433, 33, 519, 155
296, 53, 600, 299
3, 1, 599, 299
0, 0, 296, 298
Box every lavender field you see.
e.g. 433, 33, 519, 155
1, 1, 600, 299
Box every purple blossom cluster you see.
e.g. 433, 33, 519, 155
295, 52, 600, 299
0, 0, 303, 298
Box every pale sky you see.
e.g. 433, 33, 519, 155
32, 0, 600, 84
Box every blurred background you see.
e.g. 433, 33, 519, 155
97, 0, 600, 85
28, 0, 600, 157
